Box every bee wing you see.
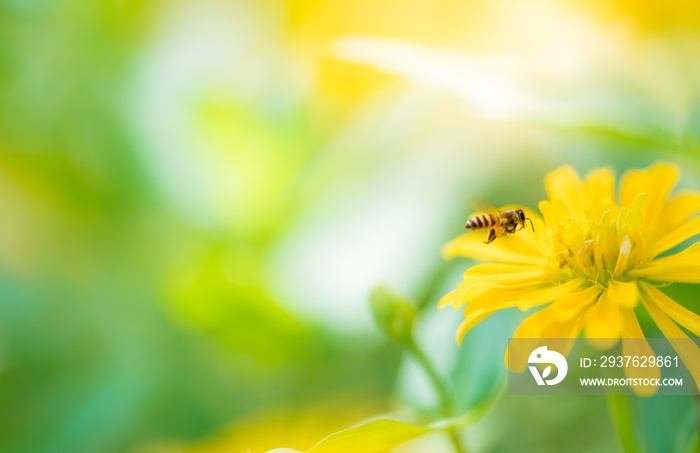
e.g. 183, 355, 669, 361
469, 197, 541, 220
499, 204, 541, 221
466, 197, 500, 218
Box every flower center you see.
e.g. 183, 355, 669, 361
550, 212, 640, 290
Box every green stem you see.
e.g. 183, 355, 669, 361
408, 340, 468, 453
693, 395, 700, 453
606, 393, 641, 453
408, 341, 451, 416
447, 429, 466, 453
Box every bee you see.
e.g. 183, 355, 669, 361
465, 209, 534, 244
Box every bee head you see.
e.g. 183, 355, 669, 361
517, 209, 535, 232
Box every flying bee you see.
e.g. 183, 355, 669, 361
465, 209, 534, 244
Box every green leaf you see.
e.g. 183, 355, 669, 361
396, 304, 521, 417
449, 309, 522, 414
266, 420, 430, 453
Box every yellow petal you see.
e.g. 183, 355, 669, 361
446, 281, 536, 310
641, 293, 700, 394
438, 289, 461, 310
441, 233, 547, 265
520, 219, 551, 256
462, 262, 542, 277
575, 240, 593, 271
506, 286, 596, 371
619, 163, 679, 236
618, 194, 647, 263
606, 280, 639, 308
440, 283, 520, 311
456, 297, 521, 343
455, 283, 561, 341
505, 310, 588, 373
456, 313, 494, 343
537, 316, 589, 369
461, 265, 548, 284
619, 308, 660, 396
545, 166, 586, 222
584, 166, 619, 221
613, 235, 631, 276
649, 215, 700, 258
652, 191, 700, 241
643, 269, 700, 282
455, 284, 538, 325
561, 221, 587, 253
584, 291, 621, 350
590, 211, 615, 272
538, 200, 561, 227
636, 241, 700, 270
632, 242, 700, 283
518, 279, 583, 310
550, 286, 600, 321
439, 265, 550, 309
505, 307, 554, 372
642, 283, 700, 337
541, 294, 593, 341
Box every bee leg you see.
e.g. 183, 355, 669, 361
505, 226, 516, 234
484, 229, 497, 244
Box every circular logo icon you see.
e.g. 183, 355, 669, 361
528, 346, 568, 385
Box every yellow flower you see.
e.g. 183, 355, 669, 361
440, 162, 700, 393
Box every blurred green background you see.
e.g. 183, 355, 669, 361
0, 0, 698, 452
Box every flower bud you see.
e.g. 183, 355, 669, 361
369, 285, 417, 344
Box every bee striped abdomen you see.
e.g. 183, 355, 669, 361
465, 213, 497, 230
